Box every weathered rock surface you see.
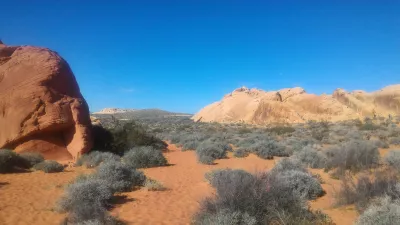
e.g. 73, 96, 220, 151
0, 42, 92, 161
193, 85, 400, 124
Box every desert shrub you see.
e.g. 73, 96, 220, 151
169, 134, 182, 144
384, 150, 400, 171
196, 141, 229, 164
346, 131, 364, 140
371, 139, 389, 149
196, 168, 330, 224
266, 126, 295, 135
205, 169, 254, 189
293, 146, 327, 169
91, 125, 114, 152
76, 151, 121, 168
233, 148, 249, 158
194, 209, 257, 225
356, 196, 400, 225
144, 179, 167, 191
94, 161, 146, 192
238, 127, 252, 134
19, 152, 44, 167
273, 170, 325, 200
108, 122, 167, 154
182, 140, 199, 151
389, 137, 400, 145
57, 179, 117, 224
271, 157, 308, 174
33, 160, 64, 173
123, 146, 167, 168
335, 170, 400, 212
325, 140, 380, 173
250, 139, 288, 159
282, 137, 317, 154
0, 149, 27, 173
359, 122, 380, 131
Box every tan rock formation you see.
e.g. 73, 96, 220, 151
0, 42, 92, 161
193, 85, 400, 124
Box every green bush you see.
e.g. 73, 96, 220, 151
110, 122, 167, 154
19, 152, 44, 167
0, 149, 27, 173
33, 160, 64, 173
92, 122, 167, 155
123, 146, 168, 168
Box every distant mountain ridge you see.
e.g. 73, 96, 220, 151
93, 108, 137, 114
192, 84, 400, 124
92, 108, 192, 120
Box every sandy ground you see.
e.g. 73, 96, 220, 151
0, 143, 363, 225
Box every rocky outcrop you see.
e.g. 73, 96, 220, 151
0, 42, 92, 161
193, 85, 400, 124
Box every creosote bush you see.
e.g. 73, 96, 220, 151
33, 160, 64, 173
123, 146, 168, 168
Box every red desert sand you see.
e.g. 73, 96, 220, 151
0, 143, 359, 225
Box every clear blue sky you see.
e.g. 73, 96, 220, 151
2, 1, 399, 113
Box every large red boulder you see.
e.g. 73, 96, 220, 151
0, 41, 93, 161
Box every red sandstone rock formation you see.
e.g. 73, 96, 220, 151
0, 42, 92, 161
